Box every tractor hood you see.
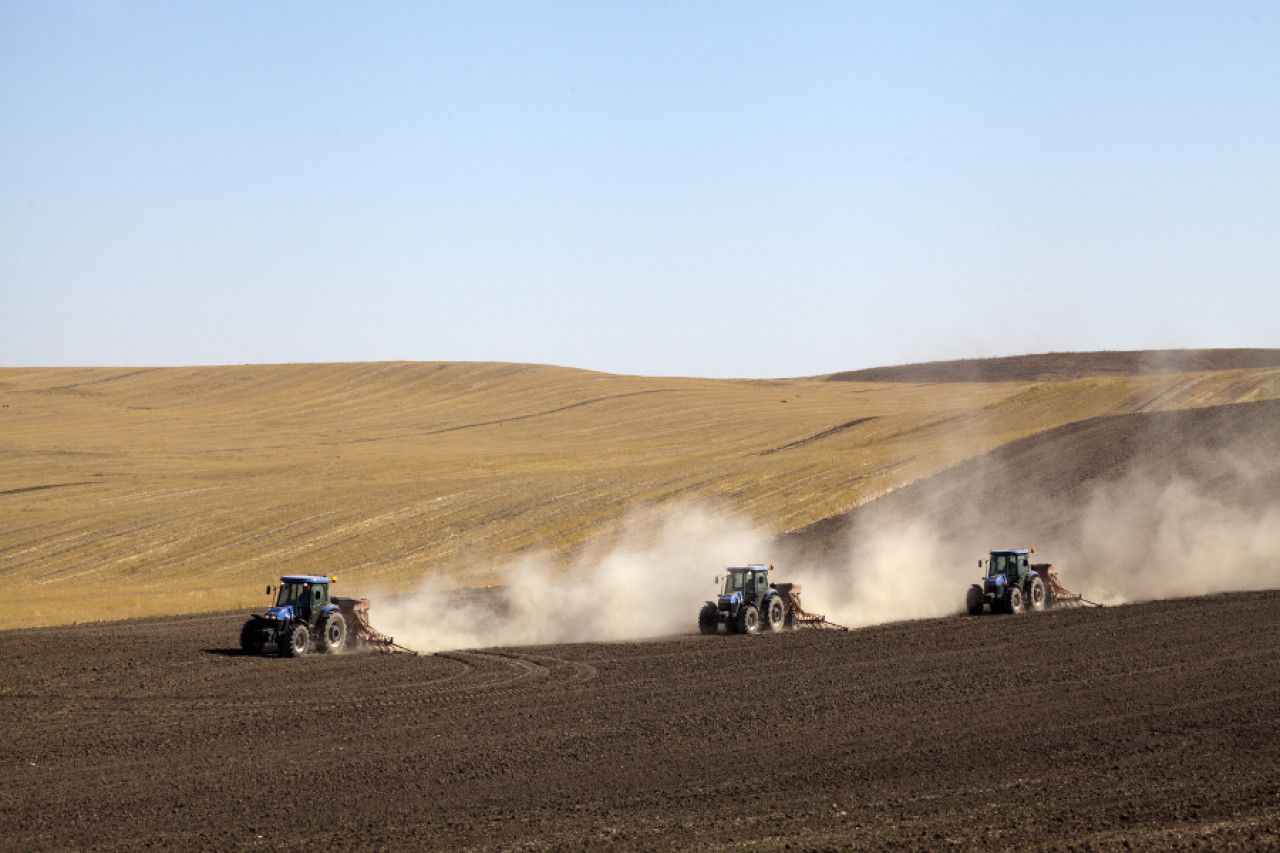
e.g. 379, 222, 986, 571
984, 575, 1008, 592
264, 605, 295, 621
718, 592, 742, 607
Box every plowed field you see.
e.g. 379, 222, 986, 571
4, 591, 1279, 851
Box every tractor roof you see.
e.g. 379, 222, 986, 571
990, 548, 1031, 555
725, 564, 770, 572
280, 575, 331, 585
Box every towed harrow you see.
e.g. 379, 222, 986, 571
337, 597, 419, 654
1042, 568, 1105, 609
773, 583, 849, 631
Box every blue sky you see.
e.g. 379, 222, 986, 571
3, 2, 1277, 377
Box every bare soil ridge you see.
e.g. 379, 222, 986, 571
827, 347, 1280, 383
787, 398, 1280, 563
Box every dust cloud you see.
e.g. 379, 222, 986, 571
373, 502, 769, 654
376, 436, 1279, 653
803, 441, 1280, 627
1065, 460, 1280, 603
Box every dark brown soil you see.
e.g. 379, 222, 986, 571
3, 591, 1280, 851
786, 399, 1280, 564
826, 348, 1280, 383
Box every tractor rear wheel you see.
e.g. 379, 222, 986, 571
1027, 576, 1047, 612
239, 619, 264, 654
698, 604, 719, 635
320, 612, 347, 653
737, 605, 760, 635
765, 597, 785, 631
1007, 586, 1024, 615
281, 623, 310, 657
966, 586, 984, 616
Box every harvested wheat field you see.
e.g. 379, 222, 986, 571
4, 350, 1280, 628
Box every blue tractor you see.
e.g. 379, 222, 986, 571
966, 548, 1052, 615
240, 575, 352, 657
698, 564, 796, 634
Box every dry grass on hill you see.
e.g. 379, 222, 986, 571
3, 358, 1280, 628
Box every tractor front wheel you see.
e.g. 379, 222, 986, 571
281, 623, 310, 657
698, 604, 719, 635
320, 612, 347, 653
765, 597, 786, 631
737, 605, 760, 635
1007, 586, 1025, 615
239, 619, 264, 654
966, 586, 984, 616
1027, 576, 1047, 612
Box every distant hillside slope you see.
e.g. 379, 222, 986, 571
827, 348, 1280, 383
3, 357, 1280, 628
785, 399, 1280, 601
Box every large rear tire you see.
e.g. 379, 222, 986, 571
698, 604, 719, 635
737, 605, 760, 635
765, 597, 785, 632
1027, 576, 1047, 612
239, 619, 264, 654
280, 623, 310, 657
966, 586, 984, 616
1007, 586, 1024, 615
320, 612, 347, 653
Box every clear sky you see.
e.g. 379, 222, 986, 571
3, 3, 1277, 377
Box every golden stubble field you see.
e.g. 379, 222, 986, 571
3, 359, 1280, 628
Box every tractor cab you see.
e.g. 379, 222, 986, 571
983, 549, 1030, 586
720, 565, 771, 604
265, 575, 334, 623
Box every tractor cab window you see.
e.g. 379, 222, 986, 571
987, 555, 1013, 579
722, 572, 748, 595
312, 586, 326, 606
275, 583, 305, 606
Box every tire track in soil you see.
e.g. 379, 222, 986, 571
1, 647, 600, 723
467, 649, 599, 686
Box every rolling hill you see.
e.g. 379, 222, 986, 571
3, 352, 1279, 628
